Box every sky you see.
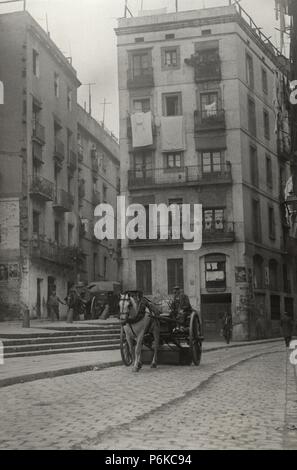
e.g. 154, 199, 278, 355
0, 0, 287, 136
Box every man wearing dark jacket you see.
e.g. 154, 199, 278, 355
172, 286, 192, 325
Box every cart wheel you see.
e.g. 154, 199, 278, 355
189, 312, 202, 366
120, 326, 133, 366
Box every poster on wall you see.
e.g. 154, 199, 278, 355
235, 267, 247, 283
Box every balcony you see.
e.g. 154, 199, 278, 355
78, 144, 84, 163
203, 222, 235, 244
194, 109, 226, 132
277, 135, 291, 162
128, 164, 232, 190
29, 175, 54, 202
129, 233, 184, 248
67, 150, 77, 172
127, 68, 154, 89
195, 60, 221, 82
30, 238, 85, 268
32, 122, 45, 145
53, 188, 74, 213
54, 138, 65, 167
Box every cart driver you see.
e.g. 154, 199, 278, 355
172, 286, 192, 325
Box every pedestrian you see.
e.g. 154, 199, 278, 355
280, 312, 294, 347
171, 286, 192, 326
66, 285, 80, 323
47, 287, 65, 322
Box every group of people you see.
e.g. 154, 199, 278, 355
47, 284, 84, 323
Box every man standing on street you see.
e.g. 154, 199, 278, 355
280, 312, 294, 347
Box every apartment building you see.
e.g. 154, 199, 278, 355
77, 105, 120, 284
0, 11, 120, 320
116, 4, 295, 340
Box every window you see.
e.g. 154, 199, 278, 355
67, 88, 72, 111
201, 150, 222, 174
165, 152, 182, 169
67, 175, 73, 195
270, 295, 280, 320
248, 97, 257, 136
250, 145, 258, 187
168, 198, 183, 237
268, 206, 276, 240
163, 93, 182, 116
246, 53, 254, 89
54, 221, 60, 244
279, 164, 286, 195
203, 209, 224, 232
202, 29, 212, 36
136, 260, 152, 295
54, 73, 60, 98
133, 98, 150, 113
252, 199, 261, 243
205, 255, 226, 289
165, 34, 175, 40
161, 46, 180, 69
131, 52, 150, 78
103, 184, 107, 203
200, 92, 218, 117
269, 260, 278, 291
135, 37, 144, 43
33, 49, 39, 77
68, 224, 74, 246
253, 255, 264, 289
134, 151, 153, 181
167, 259, 184, 294
33, 211, 40, 235
263, 110, 270, 140
262, 68, 268, 95
266, 155, 273, 189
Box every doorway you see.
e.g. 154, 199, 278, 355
47, 276, 56, 318
36, 278, 43, 318
201, 294, 232, 340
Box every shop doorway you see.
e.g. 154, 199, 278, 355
201, 294, 232, 340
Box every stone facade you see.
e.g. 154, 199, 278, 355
116, 5, 296, 340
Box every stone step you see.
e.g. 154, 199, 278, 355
4, 343, 120, 359
0, 327, 120, 340
2, 333, 120, 346
4, 338, 120, 354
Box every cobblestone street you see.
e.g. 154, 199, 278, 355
0, 342, 296, 450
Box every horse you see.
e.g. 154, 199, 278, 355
119, 292, 160, 372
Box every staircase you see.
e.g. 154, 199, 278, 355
1, 322, 121, 359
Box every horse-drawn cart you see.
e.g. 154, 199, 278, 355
120, 291, 204, 369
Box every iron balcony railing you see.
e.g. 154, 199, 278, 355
129, 222, 235, 247
128, 163, 232, 189
54, 138, 65, 164
32, 121, 45, 145
127, 67, 154, 89
195, 60, 221, 82
30, 238, 84, 267
194, 109, 226, 131
53, 188, 74, 212
29, 175, 54, 202
202, 222, 235, 243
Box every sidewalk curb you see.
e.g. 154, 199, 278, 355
0, 338, 282, 388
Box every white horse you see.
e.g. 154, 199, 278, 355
119, 292, 160, 372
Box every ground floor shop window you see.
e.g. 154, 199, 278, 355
205, 254, 226, 290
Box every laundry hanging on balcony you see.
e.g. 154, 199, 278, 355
131, 111, 153, 148
204, 101, 217, 117
161, 116, 185, 151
